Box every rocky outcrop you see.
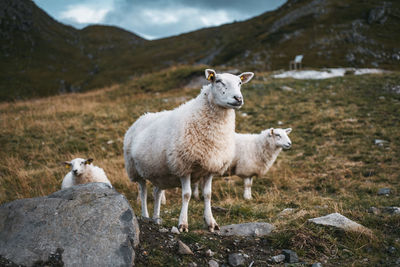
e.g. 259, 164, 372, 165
0, 183, 139, 266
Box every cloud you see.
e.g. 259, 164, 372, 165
60, 4, 111, 24
36, 0, 286, 39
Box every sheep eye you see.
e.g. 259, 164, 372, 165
276, 134, 281, 137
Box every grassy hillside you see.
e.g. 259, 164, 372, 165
1, 66, 399, 265
1, 0, 400, 101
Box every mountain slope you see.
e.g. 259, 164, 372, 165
1, 0, 399, 101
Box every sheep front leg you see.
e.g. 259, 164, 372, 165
152, 186, 163, 224
161, 190, 166, 205
178, 175, 191, 232
243, 177, 253, 200
138, 180, 149, 218
203, 175, 219, 232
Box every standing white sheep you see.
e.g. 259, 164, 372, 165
124, 69, 254, 232
61, 158, 112, 189
193, 128, 292, 200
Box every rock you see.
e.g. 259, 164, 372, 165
228, 253, 245, 266
374, 139, 388, 146
278, 121, 284, 125
384, 207, 400, 215
271, 254, 285, 263
282, 249, 299, 263
281, 85, 294, 92
312, 263, 323, 267
378, 188, 390, 195
0, 183, 139, 266
387, 246, 396, 254
209, 259, 219, 267
188, 262, 197, 267
206, 249, 215, 257
159, 228, 169, 233
368, 207, 380, 215
219, 222, 274, 237
171, 226, 180, 234
278, 208, 295, 217
178, 240, 193, 255
308, 213, 368, 232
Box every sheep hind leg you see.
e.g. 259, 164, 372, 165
178, 175, 191, 232
152, 186, 163, 225
203, 175, 219, 232
243, 177, 253, 200
138, 180, 149, 218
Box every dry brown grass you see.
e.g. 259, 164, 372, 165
1, 67, 399, 265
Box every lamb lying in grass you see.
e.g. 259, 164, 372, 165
193, 128, 292, 200
124, 68, 254, 232
62, 158, 112, 189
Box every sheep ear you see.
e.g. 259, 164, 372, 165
63, 161, 71, 168
285, 128, 292, 134
205, 69, 216, 82
268, 128, 274, 137
85, 158, 93, 165
239, 72, 254, 84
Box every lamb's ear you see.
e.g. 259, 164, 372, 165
285, 128, 292, 134
205, 69, 216, 82
63, 161, 71, 169
239, 72, 254, 84
268, 128, 274, 137
85, 158, 93, 165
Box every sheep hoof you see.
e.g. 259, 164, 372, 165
208, 223, 220, 232
178, 224, 189, 232
153, 217, 162, 225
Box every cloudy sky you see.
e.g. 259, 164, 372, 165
34, 0, 286, 40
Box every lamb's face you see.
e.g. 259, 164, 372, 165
64, 158, 93, 176
268, 128, 292, 150
205, 69, 254, 109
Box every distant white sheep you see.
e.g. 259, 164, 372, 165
124, 69, 254, 232
193, 128, 292, 200
61, 158, 112, 189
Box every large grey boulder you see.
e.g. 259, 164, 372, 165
218, 222, 274, 237
0, 183, 139, 266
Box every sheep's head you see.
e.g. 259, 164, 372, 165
267, 128, 292, 150
205, 69, 254, 109
64, 158, 93, 176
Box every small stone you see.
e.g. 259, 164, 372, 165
281, 86, 294, 92
271, 254, 285, 263
374, 139, 388, 146
206, 249, 215, 257
308, 213, 368, 232
178, 240, 193, 255
209, 259, 219, 267
368, 207, 380, 215
171, 226, 180, 234
159, 228, 169, 233
188, 262, 197, 267
282, 249, 299, 263
384, 207, 400, 214
378, 188, 390, 195
278, 121, 284, 125
312, 263, 323, 267
387, 246, 396, 254
106, 140, 114, 144
219, 222, 274, 237
278, 208, 295, 217
228, 253, 245, 266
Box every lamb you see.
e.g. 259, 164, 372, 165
124, 69, 254, 232
193, 128, 292, 200
61, 158, 112, 189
